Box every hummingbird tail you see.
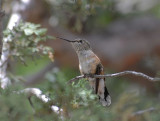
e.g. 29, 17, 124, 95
94, 63, 111, 106
99, 86, 111, 106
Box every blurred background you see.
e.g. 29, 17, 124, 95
1, 0, 160, 120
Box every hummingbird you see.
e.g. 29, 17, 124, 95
57, 37, 111, 106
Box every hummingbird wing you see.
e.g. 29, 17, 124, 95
95, 63, 111, 106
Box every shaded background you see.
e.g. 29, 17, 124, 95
2, 0, 160, 95
1, 0, 160, 120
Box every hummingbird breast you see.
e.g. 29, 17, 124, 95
78, 50, 100, 74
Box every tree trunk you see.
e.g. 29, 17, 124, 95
0, 0, 4, 54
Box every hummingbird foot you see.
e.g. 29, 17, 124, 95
84, 74, 95, 78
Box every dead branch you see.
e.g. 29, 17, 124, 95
69, 71, 160, 83
18, 88, 63, 113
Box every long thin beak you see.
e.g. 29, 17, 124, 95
56, 37, 76, 42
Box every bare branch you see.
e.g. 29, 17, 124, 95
69, 75, 84, 83
69, 71, 160, 83
18, 88, 63, 114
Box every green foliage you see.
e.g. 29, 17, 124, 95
47, 0, 160, 33
0, 86, 33, 121
0, 85, 60, 121
43, 68, 98, 108
49, 0, 117, 33
1, 1, 160, 120
1, 68, 159, 121
151, 3, 160, 18
3, 21, 54, 64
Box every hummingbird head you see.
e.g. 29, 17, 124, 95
71, 38, 91, 52
57, 37, 91, 52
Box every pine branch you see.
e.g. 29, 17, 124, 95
69, 71, 160, 83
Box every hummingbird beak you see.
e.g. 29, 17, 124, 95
56, 37, 76, 42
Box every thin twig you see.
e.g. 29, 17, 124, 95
69, 75, 84, 83
131, 107, 157, 116
28, 96, 34, 108
69, 71, 160, 83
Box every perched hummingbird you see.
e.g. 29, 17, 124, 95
57, 37, 111, 106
